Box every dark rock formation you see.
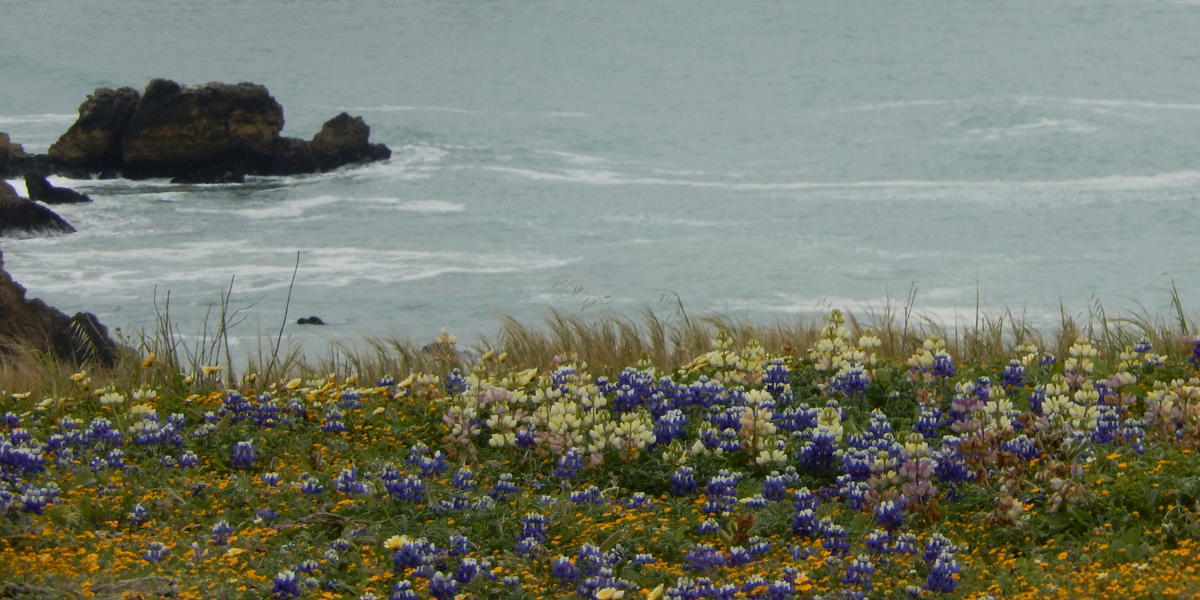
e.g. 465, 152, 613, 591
0, 132, 29, 177
38, 79, 390, 180
23, 171, 92, 204
47, 86, 141, 168
120, 79, 284, 178
0, 249, 121, 367
296, 315, 326, 325
309, 113, 391, 170
0, 181, 76, 236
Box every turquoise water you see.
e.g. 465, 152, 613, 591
3, 1, 1200, 353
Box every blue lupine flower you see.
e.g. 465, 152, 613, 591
671, 466, 697, 496
335, 468, 368, 495
1002, 360, 1026, 387
797, 429, 839, 474
230, 440, 257, 469
452, 466, 475, 490
453, 558, 481, 584
321, 407, 347, 433
842, 554, 876, 590
385, 475, 425, 502
761, 472, 789, 502
300, 477, 325, 495
519, 512, 548, 543
623, 492, 653, 509
127, 502, 150, 524
273, 570, 302, 598
178, 451, 200, 468
550, 555, 580, 582
697, 518, 722, 534
256, 508, 279, 521
864, 529, 890, 554
142, 541, 169, 563
926, 551, 961, 593
296, 560, 321, 574
261, 472, 282, 487
932, 352, 957, 378
874, 498, 906, 530
556, 448, 585, 480
492, 473, 519, 495
210, 520, 233, 545
632, 553, 657, 565
728, 546, 752, 565
388, 581, 419, 600
653, 409, 690, 445
891, 532, 918, 555
923, 533, 957, 563
684, 544, 728, 570
830, 366, 870, 396
570, 485, 604, 505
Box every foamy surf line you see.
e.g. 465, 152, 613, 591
0, 113, 75, 125
479, 165, 1200, 194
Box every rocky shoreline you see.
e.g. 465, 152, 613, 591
2, 78, 391, 182
0, 79, 393, 363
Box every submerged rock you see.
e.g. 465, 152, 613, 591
296, 315, 326, 325
40, 79, 391, 179
0, 181, 76, 236
0, 248, 121, 367
23, 171, 92, 204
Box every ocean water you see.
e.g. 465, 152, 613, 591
3, 0, 1200, 355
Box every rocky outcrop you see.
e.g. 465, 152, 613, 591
37, 79, 390, 180
47, 86, 140, 167
0, 181, 76, 236
0, 249, 121, 367
120, 79, 284, 178
0, 132, 29, 177
309, 113, 392, 171
23, 172, 92, 204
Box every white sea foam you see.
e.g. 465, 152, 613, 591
1016, 95, 1200, 112
962, 118, 1099, 141
536, 149, 608, 165
358, 198, 465, 213
481, 164, 1200, 196
600, 213, 730, 228
343, 104, 483, 114
0, 113, 75, 126
231, 195, 342, 219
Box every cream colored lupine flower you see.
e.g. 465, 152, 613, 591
99, 391, 126, 406
817, 406, 844, 441
1068, 403, 1099, 432
756, 447, 788, 466
129, 403, 156, 419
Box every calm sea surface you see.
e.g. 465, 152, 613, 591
3, 0, 1200, 355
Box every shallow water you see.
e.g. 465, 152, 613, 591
2, 1, 1199, 354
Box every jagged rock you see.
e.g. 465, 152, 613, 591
40, 79, 391, 180
47, 86, 141, 168
269, 137, 319, 175
1, 132, 27, 176
0, 249, 121, 367
23, 171, 92, 204
309, 112, 392, 171
120, 79, 284, 178
0, 181, 76, 236
296, 315, 326, 325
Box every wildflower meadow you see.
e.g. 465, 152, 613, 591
3, 310, 1200, 599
